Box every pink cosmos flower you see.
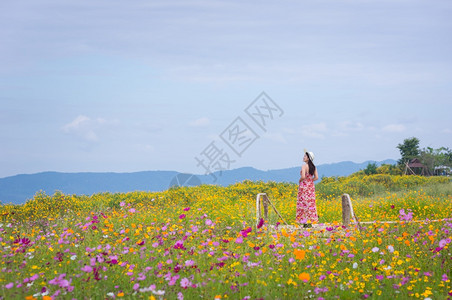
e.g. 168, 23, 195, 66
399, 209, 413, 221
180, 277, 191, 288
81, 265, 93, 272
185, 260, 195, 267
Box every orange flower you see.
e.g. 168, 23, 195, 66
298, 272, 310, 282
294, 249, 306, 260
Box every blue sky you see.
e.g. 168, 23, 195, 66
1, 0, 451, 178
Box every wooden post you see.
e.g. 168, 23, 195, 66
256, 193, 288, 228
342, 194, 351, 227
256, 193, 268, 227
262, 194, 269, 220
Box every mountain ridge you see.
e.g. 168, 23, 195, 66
0, 159, 397, 204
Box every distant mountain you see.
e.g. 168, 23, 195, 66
0, 159, 396, 205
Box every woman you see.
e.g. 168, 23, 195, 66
296, 150, 319, 227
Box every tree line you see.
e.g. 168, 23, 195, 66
361, 137, 452, 176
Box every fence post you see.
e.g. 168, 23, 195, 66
342, 194, 351, 227
256, 193, 268, 227
262, 194, 269, 220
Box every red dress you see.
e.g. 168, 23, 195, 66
296, 171, 319, 224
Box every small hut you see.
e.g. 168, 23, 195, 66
404, 158, 430, 176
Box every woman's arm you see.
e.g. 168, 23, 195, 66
313, 168, 319, 181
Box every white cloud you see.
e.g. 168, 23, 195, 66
382, 124, 406, 133
62, 115, 90, 131
62, 115, 116, 142
301, 123, 328, 139
189, 117, 210, 127
332, 121, 366, 137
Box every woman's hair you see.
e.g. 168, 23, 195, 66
306, 152, 316, 176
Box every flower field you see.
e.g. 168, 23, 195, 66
1, 175, 451, 299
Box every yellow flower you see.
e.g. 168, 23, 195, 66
287, 278, 297, 286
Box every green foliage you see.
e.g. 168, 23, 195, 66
316, 174, 450, 199
363, 162, 378, 175
376, 163, 402, 175
397, 137, 420, 166
420, 146, 452, 175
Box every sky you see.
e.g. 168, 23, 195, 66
1, 0, 451, 178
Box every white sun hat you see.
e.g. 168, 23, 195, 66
304, 149, 315, 162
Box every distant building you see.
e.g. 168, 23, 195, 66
434, 165, 451, 176
404, 158, 430, 176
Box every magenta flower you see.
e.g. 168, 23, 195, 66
257, 218, 264, 229
174, 240, 186, 250
179, 214, 186, 219
376, 275, 384, 280
241, 227, 252, 237
183, 207, 190, 211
